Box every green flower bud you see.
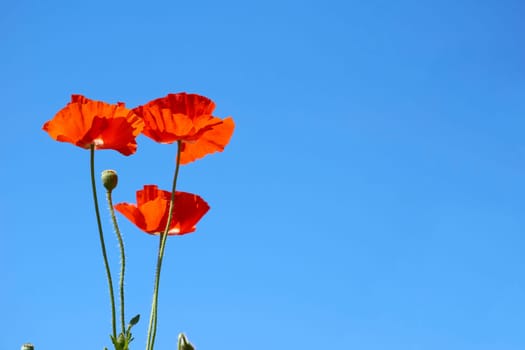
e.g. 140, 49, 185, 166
178, 333, 195, 350
101, 169, 118, 191
21, 344, 34, 350
117, 333, 126, 348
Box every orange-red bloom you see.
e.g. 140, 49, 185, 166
43, 95, 144, 156
133, 93, 235, 164
114, 185, 210, 235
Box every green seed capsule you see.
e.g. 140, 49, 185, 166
101, 169, 118, 191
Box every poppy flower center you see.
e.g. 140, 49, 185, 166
93, 138, 104, 146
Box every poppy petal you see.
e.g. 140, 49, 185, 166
139, 197, 171, 233
163, 93, 216, 118
115, 185, 210, 236
133, 93, 233, 162
170, 192, 211, 233
114, 203, 148, 233
42, 95, 144, 155
179, 117, 235, 164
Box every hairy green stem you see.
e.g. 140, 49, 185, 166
146, 141, 182, 350
90, 145, 117, 339
106, 189, 126, 334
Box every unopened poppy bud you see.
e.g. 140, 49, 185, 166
101, 169, 118, 191
178, 333, 195, 350
21, 344, 34, 350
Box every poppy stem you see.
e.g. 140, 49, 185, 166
146, 141, 182, 350
106, 189, 126, 335
90, 145, 117, 340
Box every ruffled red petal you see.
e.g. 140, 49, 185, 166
115, 185, 210, 235
179, 117, 235, 164
133, 93, 234, 163
42, 95, 144, 155
113, 203, 148, 233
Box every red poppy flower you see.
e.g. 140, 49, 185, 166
43, 95, 144, 156
114, 185, 210, 235
133, 93, 235, 164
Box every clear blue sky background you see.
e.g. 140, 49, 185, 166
1, 0, 524, 349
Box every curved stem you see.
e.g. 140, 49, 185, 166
106, 189, 126, 334
148, 236, 163, 349
146, 141, 182, 350
90, 145, 117, 339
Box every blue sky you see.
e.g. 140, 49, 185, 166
1, 0, 524, 349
